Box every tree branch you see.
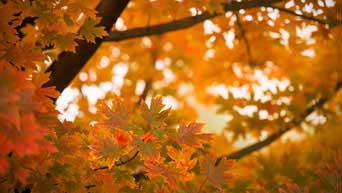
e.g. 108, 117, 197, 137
94, 150, 140, 171
105, 0, 282, 42
234, 12, 254, 66
105, 1, 342, 44
136, 48, 159, 106
270, 5, 342, 27
215, 81, 342, 165
136, 79, 153, 106
43, 0, 130, 93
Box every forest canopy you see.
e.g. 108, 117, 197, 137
0, 0, 341, 192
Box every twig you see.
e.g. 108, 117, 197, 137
105, 0, 282, 42
93, 150, 140, 171
115, 150, 139, 166
136, 80, 152, 106
105, 3, 342, 44
234, 12, 254, 66
216, 81, 342, 165
136, 47, 159, 106
197, 177, 208, 193
270, 5, 342, 27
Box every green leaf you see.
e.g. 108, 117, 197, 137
63, 14, 74, 26
142, 141, 157, 156
48, 162, 70, 177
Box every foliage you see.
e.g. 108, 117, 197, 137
0, 0, 342, 193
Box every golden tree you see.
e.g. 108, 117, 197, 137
0, 0, 341, 192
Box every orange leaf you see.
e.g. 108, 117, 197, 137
143, 153, 179, 188
176, 121, 213, 147
166, 146, 197, 171
140, 96, 170, 128
98, 98, 129, 131
201, 154, 235, 188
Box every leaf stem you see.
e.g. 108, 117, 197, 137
197, 177, 208, 193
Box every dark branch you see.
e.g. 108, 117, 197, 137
105, 1, 342, 43
93, 166, 108, 171
43, 0, 130, 93
115, 150, 139, 166
215, 81, 342, 165
234, 12, 254, 66
136, 50, 158, 106
94, 150, 140, 171
105, 0, 282, 42
136, 80, 152, 106
270, 5, 342, 27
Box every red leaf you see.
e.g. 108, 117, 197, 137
98, 98, 129, 130
114, 131, 131, 148
176, 121, 213, 147
143, 153, 179, 188
201, 154, 235, 188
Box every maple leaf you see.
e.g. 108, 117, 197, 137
176, 121, 213, 147
143, 153, 179, 188
140, 96, 170, 128
89, 135, 120, 169
143, 153, 165, 178
138, 139, 157, 156
98, 98, 129, 131
316, 158, 342, 192
166, 146, 197, 171
166, 146, 197, 181
1, 43, 44, 69
79, 18, 108, 43
114, 130, 131, 148
201, 154, 235, 188
54, 33, 78, 53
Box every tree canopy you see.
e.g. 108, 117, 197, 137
0, 0, 342, 192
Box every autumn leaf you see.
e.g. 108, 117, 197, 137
201, 154, 235, 188
114, 130, 131, 148
1, 0, 342, 191
143, 153, 165, 178
140, 96, 170, 128
143, 153, 179, 188
79, 18, 108, 43
175, 121, 213, 147
98, 98, 129, 131
54, 33, 78, 53
89, 135, 120, 169
166, 146, 197, 181
316, 158, 342, 192
166, 146, 197, 171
